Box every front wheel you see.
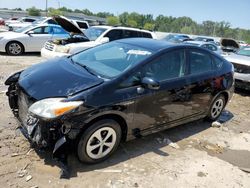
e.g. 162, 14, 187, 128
207, 95, 226, 121
77, 119, 122, 164
6, 41, 24, 55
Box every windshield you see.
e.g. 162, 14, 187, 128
83, 27, 107, 41
15, 25, 34, 33
32, 17, 46, 25
236, 47, 250, 57
71, 41, 153, 78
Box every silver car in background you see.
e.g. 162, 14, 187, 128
184, 41, 223, 55
224, 47, 250, 90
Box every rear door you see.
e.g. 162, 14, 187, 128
184, 48, 216, 117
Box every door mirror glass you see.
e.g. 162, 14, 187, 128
141, 77, 160, 90
100, 37, 109, 44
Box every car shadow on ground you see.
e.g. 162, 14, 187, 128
0, 52, 41, 56
32, 110, 234, 178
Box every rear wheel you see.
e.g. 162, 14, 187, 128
6, 41, 24, 55
207, 95, 226, 121
77, 119, 122, 164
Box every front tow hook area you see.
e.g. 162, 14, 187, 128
53, 136, 70, 179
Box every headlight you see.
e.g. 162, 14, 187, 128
55, 45, 70, 53
29, 98, 83, 119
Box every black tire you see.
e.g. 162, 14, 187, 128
207, 95, 226, 121
77, 119, 122, 164
6, 41, 24, 55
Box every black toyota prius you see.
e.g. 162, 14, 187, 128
5, 38, 234, 164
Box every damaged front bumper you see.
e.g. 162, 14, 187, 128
5, 81, 76, 158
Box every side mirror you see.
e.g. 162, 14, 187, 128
100, 37, 109, 44
27, 31, 34, 36
141, 77, 160, 90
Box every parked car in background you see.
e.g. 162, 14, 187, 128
41, 16, 157, 58
5, 17, 37, 27
0, 17, 5, 25
238, 40, 248, 47
5, 38, 234, 163
0, 24, 69, 55
163, 34, 192, 43
220, 38, 239, 53
8, 17, 57, 31
194, 36, 214, 42
224, 46, 250, 90
184, 41, 223, 55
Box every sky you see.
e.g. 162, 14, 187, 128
0, 0, 249, 29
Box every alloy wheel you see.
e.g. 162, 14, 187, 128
8, 42, 22, 55
86, 127, 117, 159
211, 98, 224, 119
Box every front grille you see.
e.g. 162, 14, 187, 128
44, 42, 55, 51
232, 62, 250, 74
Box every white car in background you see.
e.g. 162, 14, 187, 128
0, 24, 69, 55
184, 41, 223, 55
41, 16, 157, 58
7, 17, 57, 31
5, 17, 37, 27
224, 47, 250, 90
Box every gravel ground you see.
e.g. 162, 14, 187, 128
0, 53, 250, 188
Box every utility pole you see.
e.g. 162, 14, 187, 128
45, 0, 48, 16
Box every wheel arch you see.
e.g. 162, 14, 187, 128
5, 40, 25, 53
81, 113, 128, 142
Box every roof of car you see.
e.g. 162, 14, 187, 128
91, 25, 153, 33
117, 38, 175, 51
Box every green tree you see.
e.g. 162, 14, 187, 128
127, 19, 137, 27
48, 8, 64, 16
144, 23, 155, 30
107, 16, 120, 26
96, 12, 114, 18
27, 6, 41, 16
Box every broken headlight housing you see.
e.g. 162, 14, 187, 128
28, 98, 83, 119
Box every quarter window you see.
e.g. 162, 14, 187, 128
189, 50, 213, 74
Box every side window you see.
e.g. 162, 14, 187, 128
31, 27, 43, 34
141, 32, 153, 38
213, 56, 223, 69
120, 72, 142, 88
189, 50, 213, 74
208, 44, 217, 51
76, 21, 88, 29
52, 27, 67, 34
123, 30, 138, 38
104, 29, 123, 41
43, 26, 51, 34
143, 50, 186, 81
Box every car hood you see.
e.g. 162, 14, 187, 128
18, 57, 104, 100
53, 16, 85, 36
225, 53, 250, 66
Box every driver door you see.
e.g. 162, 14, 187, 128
27, 26, 53, 51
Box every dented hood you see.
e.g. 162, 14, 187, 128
18, 57, 103, 100
53, 15, 85, 36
